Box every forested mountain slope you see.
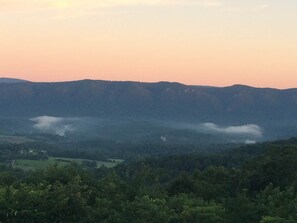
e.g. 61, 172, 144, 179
0, 80, 297, 125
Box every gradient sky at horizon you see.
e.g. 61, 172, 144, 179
0, 0, 296, 88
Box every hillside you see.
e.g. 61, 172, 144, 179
0, 80, 296, 125
0, 78, 28, 83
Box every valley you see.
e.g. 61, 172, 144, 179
0, 79, 296, 222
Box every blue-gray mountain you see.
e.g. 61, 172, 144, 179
0, 78, 28, 83
1, 79, 297, 141
0, 79, 296, 125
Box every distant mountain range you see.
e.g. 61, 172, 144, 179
0, 78, 297, 126
1, 77, 297, 141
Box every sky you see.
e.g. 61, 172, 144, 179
0, 0, 297, 88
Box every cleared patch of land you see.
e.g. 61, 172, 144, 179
13, 157, 120, 171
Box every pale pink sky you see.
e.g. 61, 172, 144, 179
0, 0, 297, 88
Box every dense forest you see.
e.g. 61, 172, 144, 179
0, 138, 297, 222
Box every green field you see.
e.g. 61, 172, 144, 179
13, 157, 120, 171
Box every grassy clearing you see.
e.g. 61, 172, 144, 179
53, 157, 119, 168
108, 159, 124, 163
13, 157, 119, 171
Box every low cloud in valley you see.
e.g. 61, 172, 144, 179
31, 116, 77, 136
201, 123, 263, 138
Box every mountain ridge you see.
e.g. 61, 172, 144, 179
0, 77, 28, 83
2, 77, 293, 90
0, 79, 296, 124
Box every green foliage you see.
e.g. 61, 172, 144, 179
169, 194, 225, 223
260, 216, 295, 223
0, 139, 297, 222
124, 196, 173, 223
